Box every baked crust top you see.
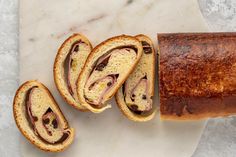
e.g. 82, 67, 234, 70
158, 33, 236, 119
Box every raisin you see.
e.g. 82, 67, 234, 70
95, 64, 105, 71
52, 119, 58, 129
134, 110, 142, 115
43, 118, 50, 124
131, 94, 135, 102
33, 116, 38, 122
129, 105, 142, 114
107, 82, 112, 86
141, 41, 152, 54
141, 41, 149, 47
70, 59, 74, 67
113, 74, 119, 78
74, 44, 79, 52
95, 56, 110, 71
143, 47, 152, 54
142, 95, 147, 100
45, 107, 53, 114
130, 105, 138, 111
122, 84, 125, 95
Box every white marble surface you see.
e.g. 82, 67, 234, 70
19, 1, 207, 157
0, 0, 236, 156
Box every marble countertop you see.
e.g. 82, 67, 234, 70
0, 0, 235, 156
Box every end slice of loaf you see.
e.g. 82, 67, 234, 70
77, 35, 143, 113
115, 34, 156, 122
54, 34, 92, 111
13, 80, 75, 152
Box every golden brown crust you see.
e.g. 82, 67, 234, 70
115, 34, 156, 122
53, 33, 92, 111
158, 32, 236, 120
13, 80, 74, 152
77, 35, 143, 113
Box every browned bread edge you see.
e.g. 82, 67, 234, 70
77, 35, 143, 113
53, 33, 92, 111
115, 34, 157, 122
13, 80, 75, 152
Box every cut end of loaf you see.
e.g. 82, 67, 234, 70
115, 34, 156, 122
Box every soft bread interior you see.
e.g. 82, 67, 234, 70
77, 35, 143, 113
29, 88, 67, 143
115, 35, 156, 122
68, 41, 91, 101
13, 80, 74, 152
54, 34, 92, 111
84, 48, 137, 104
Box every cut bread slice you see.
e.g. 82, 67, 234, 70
54, 34, 92, 111
115, 35, 156, 122
77, 35, 143, 113
13, 80, 74, 152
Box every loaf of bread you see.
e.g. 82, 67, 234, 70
77, 35, 143, 113
115, 35, 156, 121
158, 33, 236, 120
54, 34, 92, 111
13, 80, 74, 152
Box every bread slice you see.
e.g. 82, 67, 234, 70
115, 35, 156, 122
54, 34, 92, 111
13, 80, 74, 152
77, 35, 143, 113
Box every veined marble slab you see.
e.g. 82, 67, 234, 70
20, 0, 208, 157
